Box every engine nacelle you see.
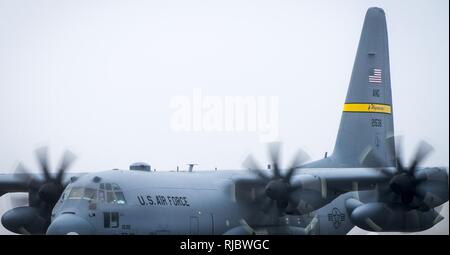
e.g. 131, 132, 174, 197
414, 167, 448, 210
345, 199, 444, 232
288, 175, 335, 214
1, 206, 48, 234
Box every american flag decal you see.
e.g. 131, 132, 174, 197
369, 68, 382, 83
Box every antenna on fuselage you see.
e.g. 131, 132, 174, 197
187, 164, 197, 172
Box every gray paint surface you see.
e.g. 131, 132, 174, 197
0, 0, 448, 234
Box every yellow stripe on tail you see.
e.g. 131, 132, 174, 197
343, 103, 392, 114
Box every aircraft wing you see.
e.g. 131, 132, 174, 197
232, 166, 447, 216
0, 172, 87, 197
297, 167, 448, 193
232, 167, 390, 194
295, 167, 390, 192
0, 174, 30, 196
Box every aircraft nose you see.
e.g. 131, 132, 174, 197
46, 213, 95, 235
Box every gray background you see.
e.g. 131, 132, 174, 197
0, 0, 448, 234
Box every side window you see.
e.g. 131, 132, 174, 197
114, 192, 126, 204
103, 212, 110, 228
103, 212, 119, 228
110, 212, 119, 228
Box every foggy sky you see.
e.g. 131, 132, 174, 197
0, 0, 448, 234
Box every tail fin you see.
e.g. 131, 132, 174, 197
307, 7, 396, 168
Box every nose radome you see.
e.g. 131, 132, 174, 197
46, 214, 95, 235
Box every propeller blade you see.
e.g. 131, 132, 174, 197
409, 140, 434, 174
249, 169, 271, 182
360, 145, 386, 167
8, 147, 77, 234
268, 142, 281, 178
385, 135, 396, 159
379, 167, 395, 177
56, 150, 76, 183
35, 147, 51, 181
368, 138, 439, 210
396, 157, 406, 174
14, 163, 41, 190
243, 154, 261, 170
285, 149, 311, 181
394, 136, 405, 174
14, 163, 32, 182
243, 155, 270, 181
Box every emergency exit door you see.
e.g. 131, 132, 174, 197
189, 213, 214, 234
189, 216, 199, 234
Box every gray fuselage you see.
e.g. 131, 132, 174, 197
49, 169, 357, 235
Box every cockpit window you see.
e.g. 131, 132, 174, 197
99, 183, 127, 205
84, 188, 97, 201
60, 186, 71, 201
98, 190, 105, 202
61, 183, 126, 204
67, 187, 97, 201
68, 187, 84, 199
106, 192, 115, 203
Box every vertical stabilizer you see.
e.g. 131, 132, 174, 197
307, 7, 396, 168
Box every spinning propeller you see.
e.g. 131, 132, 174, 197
362, 137, 436, 209
242, 143, 311, 216
2, 147, 76, 234
15, 147, 76, 208
384, 139, 433, 206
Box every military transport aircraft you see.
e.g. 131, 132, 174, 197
0, 7, 448, 235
